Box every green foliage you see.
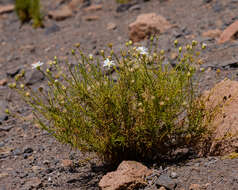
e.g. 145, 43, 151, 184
11, 39, 212, 164
15, 0, 43, 28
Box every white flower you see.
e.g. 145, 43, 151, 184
103, 58, 115, 68
32, 61, 44, 69
136, 46, 148, 55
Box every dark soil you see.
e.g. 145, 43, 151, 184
0, 0, 238, 189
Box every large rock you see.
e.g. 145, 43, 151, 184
218, 20, 238, 44
129, 13, 171, 42
202, 79, 238, 155
99, 161, 152, 190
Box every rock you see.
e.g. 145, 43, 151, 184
218, 20, 238, 44
24, 147, 33, 154
129, 13, 171, 42
116, 3, 134, 12
25, 70, 45, 86
0, 4, 14, 15
24, 177, 42, 189
189, 184, 202, 190
45, 23, 60, 35
155, 174, 177, 190
202, 79, 238, 155
6, 67, 21, 78
203, 0, 212, 3
0, 100, 8, 124
107, 22, 117, 30
0, 173, 8, 179
68, 0, 90, 10
48, 5, 73, 21
202, 29, 221, 39
84, 15, 99, 21
12, 148, 22, 156
158, 187, 166, 190
61, 159, 73, 167
0, 78, 7, 86
84, 4, 102, 12
129, 4, 141, 12
170, 172, 178, 179
99, 160, 152, 190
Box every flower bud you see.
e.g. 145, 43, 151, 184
174, 40, 178, 47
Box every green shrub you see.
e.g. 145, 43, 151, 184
11, 39, 213, 164
15, 0, 43, 28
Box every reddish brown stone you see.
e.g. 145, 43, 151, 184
84, 4, 102, 12
218, 21, 238, 44
99, 161, 152, 190
202, 79, 238, 155
48, 6, 73, 21
129, 13, 171, 42
0, 4, 14, 15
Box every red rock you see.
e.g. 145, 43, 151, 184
61, 159, 73, 167
84, 15, 99, 21
99, 161, 152, 190
129, 13, 171, 42
0, 4, 14, 15
218, 20, 238, 44
48, 6, 73, 21
107, 23, 117, 30
84, 4, 102, 12
0, 78, 7, 86
202, 29, 221, 39
202, 79, 238, 155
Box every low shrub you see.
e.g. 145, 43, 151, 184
15, 0, 43, 28
10, 38, 213, 164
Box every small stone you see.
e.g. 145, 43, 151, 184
84, 15, 99, 21
61, 159, 73, 167
45, 23, 60, 35
84, 4, 102, 12
24, 177, 42, 188
48, 5, 73, 21
189, 184, 202, 190
12, 148, 22, 156
0, 172, 8, 179
25, 70, 45, 86
107, 22, 117, 30
203, 0, 212, 3
43, 160, 50, 165
129, 4, 141, 12
155, 174, 177, 190
0, 4, 14, 15
0, 100, 8, 124
116, 3, 133, 12
0, 78, 7, 86
6, 67, 21, 78
32, 166, 42, 172
0, 125, 13, 132
24, 147, 33, 154
170, 172, 178, 179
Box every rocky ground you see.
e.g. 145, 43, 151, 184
0, 0, 238, 189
